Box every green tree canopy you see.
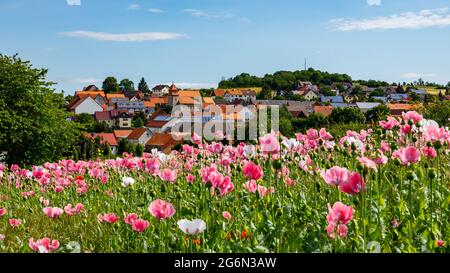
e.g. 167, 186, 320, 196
138, 77, 150, 93
366, 104, 390, 123
0, 54, 81, 166
102, 76, 120, 94
119, 79, 135, 92
329, 107, 366, 124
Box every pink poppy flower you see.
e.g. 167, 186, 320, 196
43, 207, 64, 219
319, 128, 333, 140
338, 172, 366, 195
259, 132, 280, 155
124, 213, 139, 225
64, 203, 84, 216
393, 146, 421, 166
422, 146, 437, 159
148, 199, 176, 220
358, 157, 377, 170
374, 154, 388, 165
243, 180, 258, 193
131, 219, 150, 233
98, 213, 120, 224
0, 234, 5, 241
326, 202, 354, 239
222, 211, 232, 221
9, 218, 22, 228
191, 132, 202, 145
145, 158, 160, 174
320, 166, 350, 186
403, 111, 423, 124
186, 174, 195, 183
0, 208, 6, 217
437, 240, 446, 247
379, 116, 400, 130
29, 237, 60, 253
158, 168, 178, 183
243, 161, 264, 181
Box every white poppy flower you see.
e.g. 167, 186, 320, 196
243, 145, 256, 158
177, 219, 206, 235
121, 176, 135, 187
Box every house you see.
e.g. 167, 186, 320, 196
213, 89, 227, 98
123, 90, 144, 101
388, 93, 410, 102
94, 110, 133, 128
410, 89, 428, 100
84, 133, 119, 155
388, 103, 422, 117
82, 85, 100, 91
321, 96, 344, 103
143, 97, 169, 116
330, 103, 356, 109
313, 105, 333, 117
106, 93, 126, 104
301, 90, 320, 101
286, 105, 311, 118
127, 128, 153, 146
371, 96, 388, 103
168, 84, 203, 111
146, 111, 177, 133
152, 85, 170, 97
356, 102, 381, 113
68, 96, 103, 115
223, 89, 257, 103
116, 101, 145, 114
74, 90, 106, 106
114, 130, 133, 140
145, 133, 182, 154
94, 111, 116, 127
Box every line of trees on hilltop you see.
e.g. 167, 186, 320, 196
218, 68, 353, 90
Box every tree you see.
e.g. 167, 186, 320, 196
329, 107, 366, 124
409, 92, 420, 102
321, 86, 335, 96
102, 77, 120, 94
118, 138, 129, 156
366, 104, 390, 123
120, 79, 135, 92
138, 77, 150, 94
132, 112, 146, 128
423, 100, 450, 126
135, 144, 144, 157
0, 54, 81, 166
257, 85, 273, 99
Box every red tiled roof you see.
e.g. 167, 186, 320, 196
114, 130, 133, 139
127, 128, 148, 140
94, 111, 112, 121
84, 133, 118, 146
313, 105, 333, 117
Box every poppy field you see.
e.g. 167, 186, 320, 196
0, 111, 450, 253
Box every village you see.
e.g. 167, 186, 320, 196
66, 79, 442, 155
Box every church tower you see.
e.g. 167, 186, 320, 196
168, 83, 180, 106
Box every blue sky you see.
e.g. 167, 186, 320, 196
1, 0, 449, 94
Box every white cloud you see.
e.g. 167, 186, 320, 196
66, 0, 80, 6
52, 77, 102, 84
128, 4, 140, 10
167, 82, 217, 89
401, 72, 437, 79
183, 9, 234, 19
367, 0, 381, 6
330, 7, 450, 31
60, 31, 187, 42
148, 8, 164, 13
